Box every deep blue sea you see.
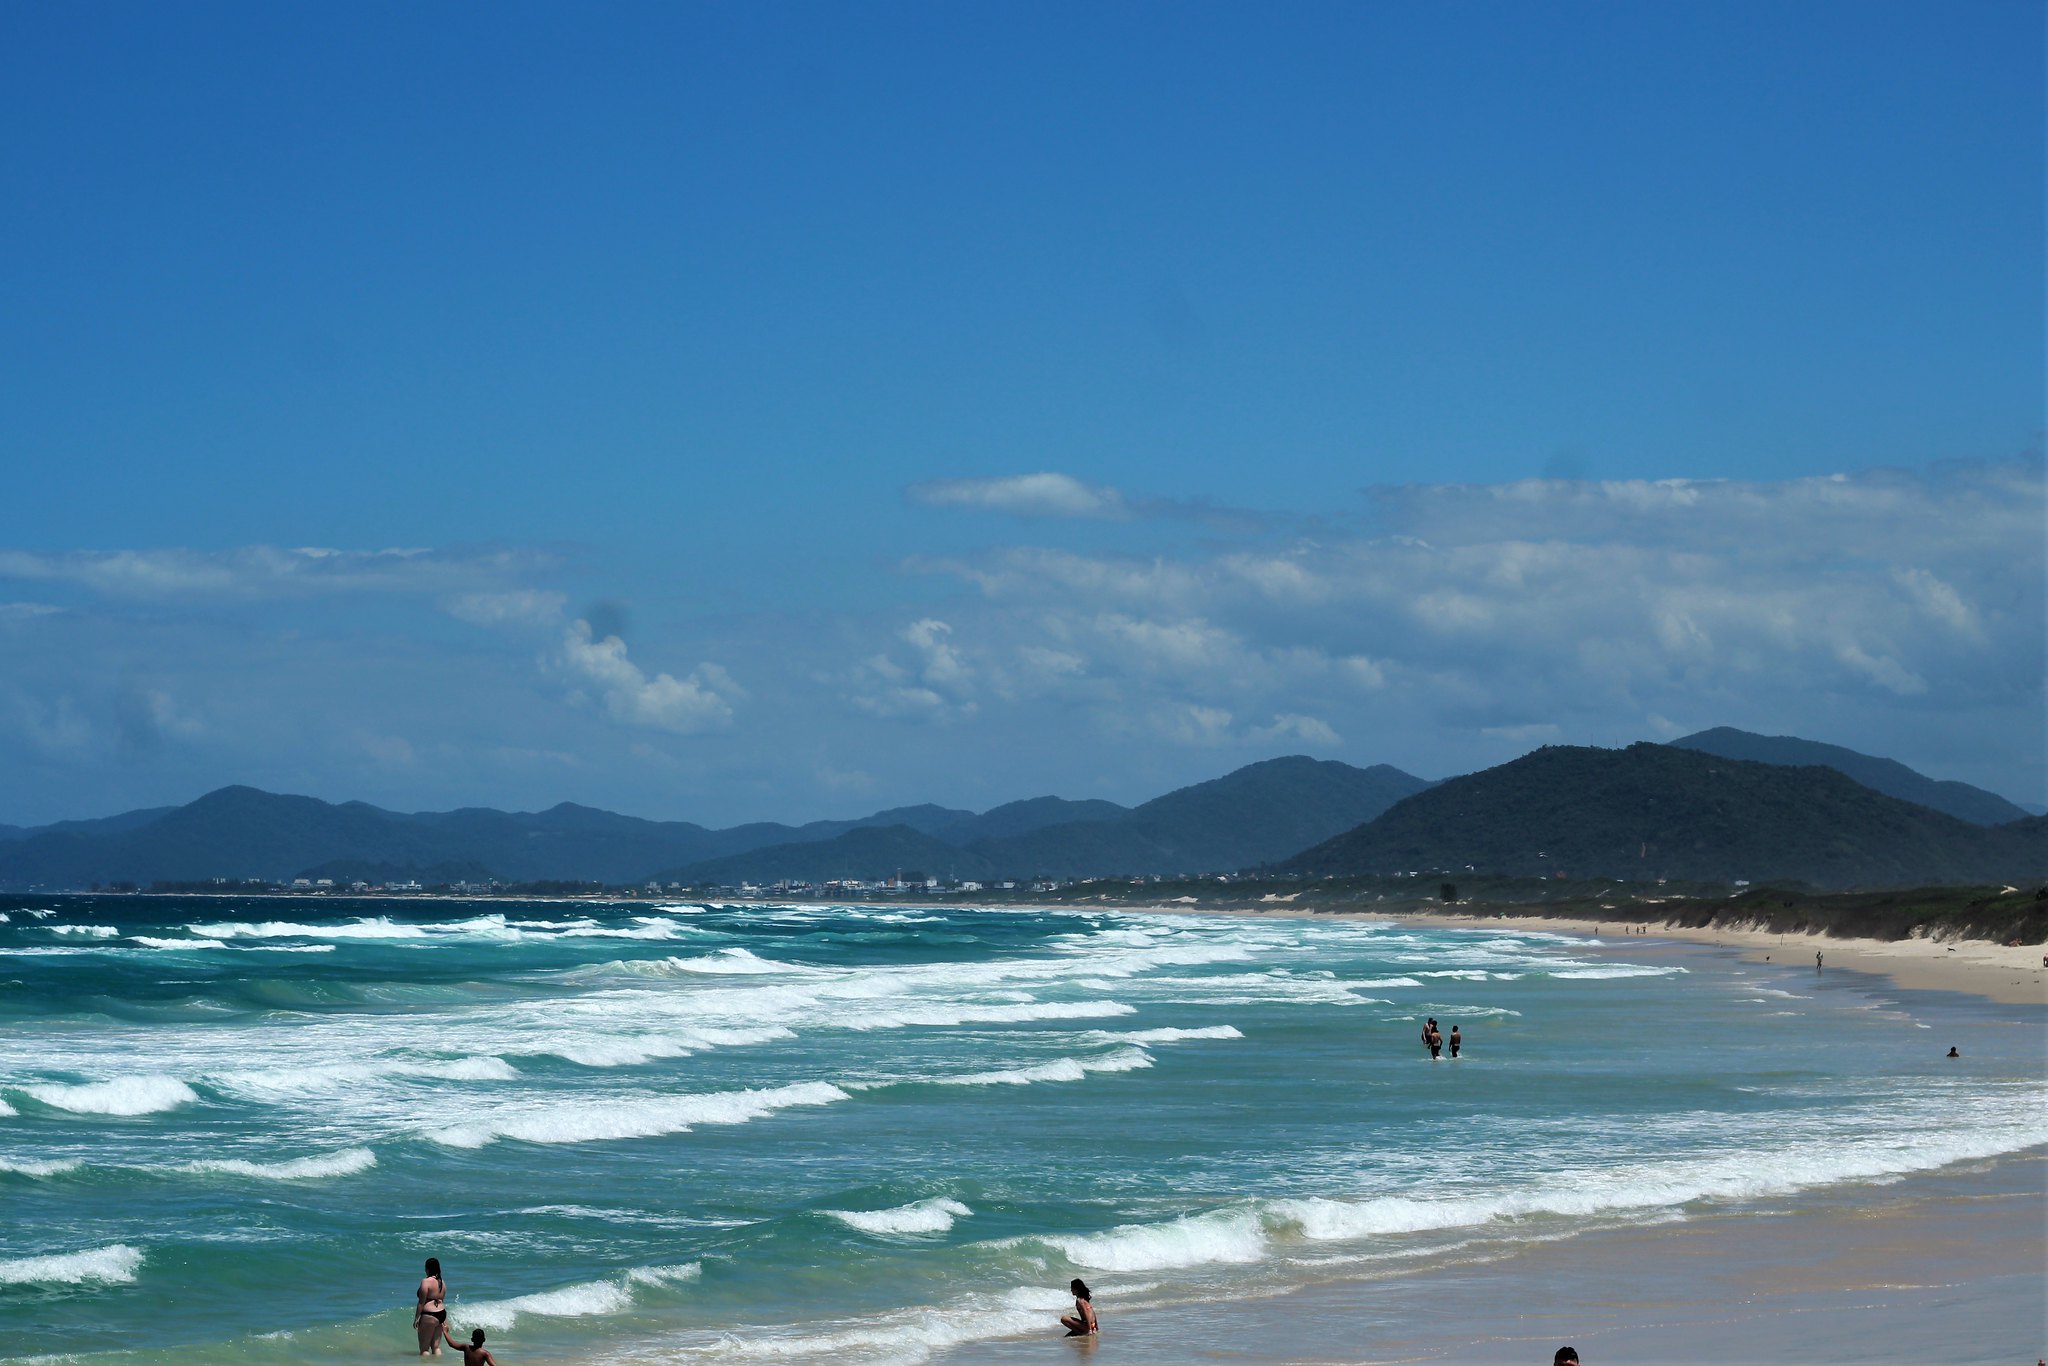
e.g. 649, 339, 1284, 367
1, 895, 2041, 1363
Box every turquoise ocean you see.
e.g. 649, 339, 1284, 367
2, 894, 2042, 1363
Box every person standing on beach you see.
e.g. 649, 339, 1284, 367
1448, 1025, 1461, 1059
413, 1257, 448, 1356
1060, 1278, 1098, 1336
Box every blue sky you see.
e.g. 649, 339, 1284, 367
2, 2, 2041, 825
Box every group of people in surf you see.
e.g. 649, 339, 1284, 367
1420, 1017, 1461, 1060
412, 1259, 495, 1362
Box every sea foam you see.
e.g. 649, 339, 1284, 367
176, 1148, 376, 1180
0, 1243, 143, 1286
465, 1262, 700, 1330
18, 1076, 198, 1116
432, 1081, 849, 1148
823, 1197, 973, 1236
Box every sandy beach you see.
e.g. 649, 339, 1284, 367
1089, 899, 2048, 1007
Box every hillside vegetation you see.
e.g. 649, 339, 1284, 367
1284, 744, 2044, 890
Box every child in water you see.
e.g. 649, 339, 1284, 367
441, 1325, 498, 1365
1448, 1025, 1461, 1058
1060, 1278, 1098, 1336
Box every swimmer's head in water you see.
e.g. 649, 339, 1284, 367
471, 1328, 486, 1345
1070, 1278, 1091, 1301
1554, 1349, 1579, 1365
424, 1257, 441, 1278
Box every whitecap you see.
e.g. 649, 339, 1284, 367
18, 1076, 197, 1116
177, 1148, 376, 1180
133, 936, 231, 950
1100, 1025, 1243, 1044
431, 1081, 848, 1148
935, 1047, 1154, 1087
0, 1156, 83, 1177
49, 924, 119, 938
465, 1262, 700, 1330
823, 1197, 973, 1236
0, 1243, 143, 1286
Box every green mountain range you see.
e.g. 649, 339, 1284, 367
1284, 743, 2044, 889
2, 732, 2037, 892
1669, 727, 2031, 825
659, 756, 1432, 884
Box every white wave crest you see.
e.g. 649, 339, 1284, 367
19, 1076, 197, 1115
432, 1081, 848, 1148
823, 1197, 973, 1236
177, 1147, 377, 1180
187, 918, 430, 940
0, 1243, 143, 1285
466, 1262, 700, 1330
132, 936, 231, 950
1549, 964, 1684, 980
49, 924, 119, 938
656, 947, 806, 975
942, 1047, 1153, 1087
1100, 1025, 1243, 1044
1030, 1208, 1268, 1272
0, 1156, 83, 1177
422, 1057, 519, 1081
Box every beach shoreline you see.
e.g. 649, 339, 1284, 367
931, 1155, 2048, 1365
1067, 900, 2048, 1007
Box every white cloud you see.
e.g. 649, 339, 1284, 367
890, 456, 2041, 767
0, 546, 555, 599
553, 621, 739, 735
906, 472, 1131, 520
850, 618, 978, 722
446, 590, 568, 627
0, 602, 63, 623
1252, 713, 1343, 747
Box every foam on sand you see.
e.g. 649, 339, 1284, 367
431, 1081, 849, 1148
176, 1147, 376, 1180
0, 1243, 143, 1286
17, 1076, 198, 1116
823, 1197, 973, 1236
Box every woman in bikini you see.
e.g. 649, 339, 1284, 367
414, 1257, 448, 1356
1059, 1277, 1098, 1336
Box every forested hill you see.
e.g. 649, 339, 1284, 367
1282, 743, 2045, 890
1669, 727, 2031, 825
652, 756, 1433, 883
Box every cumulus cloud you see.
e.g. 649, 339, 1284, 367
553, 621, 739, 735
906, 473, 1132, 520
879, 456, 2042, 777
850, 618, 979, 722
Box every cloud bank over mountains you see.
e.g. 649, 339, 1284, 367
1, 458, 2038, 825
